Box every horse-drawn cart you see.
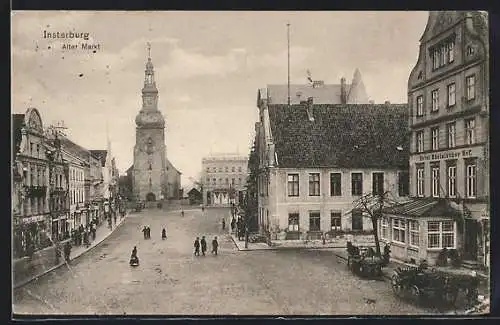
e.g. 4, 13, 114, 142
391, 264, 480, 308
346, 242, 385, 278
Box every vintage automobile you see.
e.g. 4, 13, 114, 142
346, 242, 385, 278
391, 264, 480, 307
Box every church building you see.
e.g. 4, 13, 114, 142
128, 45, 181, 202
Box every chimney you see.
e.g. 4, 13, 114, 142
340, 77, 347, 104
306, 97, 314, 121
384, 100, 391, 105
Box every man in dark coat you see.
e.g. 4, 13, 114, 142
231, 218, 236, 232
222, 218, 226, 231
63, 241, 72, 261
200, 236, 207, 256
212, 236, 219, 255
142, 226, 147, 239
194, 237, 200, 256
162, 228, 167, 240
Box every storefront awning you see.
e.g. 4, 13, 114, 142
382, 198, 463, 218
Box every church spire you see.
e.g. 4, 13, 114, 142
142, 42, 158, 110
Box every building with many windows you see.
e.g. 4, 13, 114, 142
382, 11, 489, 268
254, 96, 410, 240
201, 154, 248, 207
12, 108, 53, 258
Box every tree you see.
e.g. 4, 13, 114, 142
243, 138, 259, 248
351, 191, 401, 256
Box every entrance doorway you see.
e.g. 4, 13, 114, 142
206, 191, 211, 205
146, 192, 156, 202
464, 218, 478, 261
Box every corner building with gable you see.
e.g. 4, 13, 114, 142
382, 11, 489, 268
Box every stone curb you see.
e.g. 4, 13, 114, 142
14, 215, 128, 290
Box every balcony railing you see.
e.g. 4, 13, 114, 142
24, 185, 48, 198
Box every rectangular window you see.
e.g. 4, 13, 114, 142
447, 83, 456, 107
432, 166, 440, 197
212, 178, 216, 185
428, 221, 455, 249
288, 213, 299, 231
416, 130, 424, 153
448, 41, 455, 63
330, 173, 341, 196
432, 49, 440, 70
466, 163, 477, 198
308, 173, 320, 196
409, 220, 420, 247
231, 178, 235, 185
466, 75, 476, 100
351, 210, 363, 231
465, 118, 476, 145
225, 178, 229, 184
372, 172, 384, 196
287, 174, 299, 197
431, 89, 439, 111
447, 122, 456, 148
330, 212, 341, 231
416, 166, 425, 197
351, 173, 363, 196
309, 212, 321, 231
206, 167, 210, 173
238, 167, 242, 172
392, 219, 406, 243
232, 167, 235, 172
398, 171, 409, 196
447, 164, 457, 198
431, 127, 439, 150
416, 95, 424, 117
381, 217, 389, 240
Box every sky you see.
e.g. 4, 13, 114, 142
11, 11, 429, 187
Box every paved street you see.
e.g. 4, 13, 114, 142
14, 207, 437, 315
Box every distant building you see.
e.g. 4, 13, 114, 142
201, 154, 248, 207
254, 97, 410, 239
166, 159, 182, 200
258, 68, 370, 106
187, 188, 202, 205
383, 11, 489, 268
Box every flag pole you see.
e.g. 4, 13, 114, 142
287, 22, 291, 107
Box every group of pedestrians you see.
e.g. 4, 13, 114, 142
194, 236, 218, 256
142, 226, 151, 239
71, 219, 98, 248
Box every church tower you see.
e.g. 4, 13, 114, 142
133, 44, 167, 202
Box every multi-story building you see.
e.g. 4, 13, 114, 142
261, 69, 370, 105
12, 108, 52, 258
382, 11, 489, 268
254, 97, 410, 239
202, 154, 248, 207
84, 152, 103, 222
61, 137, 90, 228
254, 96, 410, 240
166, 159, 182, 200
44, 128, 70, 242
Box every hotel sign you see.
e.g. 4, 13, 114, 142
21, 215, 46, 224
411, 145, 484, 163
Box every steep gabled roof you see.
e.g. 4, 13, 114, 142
60, 136, 91, 163
89, 150, 107, 167
382, 198, 462, 218
268, 103, 409, 169
166, 158, 182, 175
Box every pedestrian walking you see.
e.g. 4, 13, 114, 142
92, 223, 97, 241
222, 218, 226, 231
147, 226, 151, 239
231, 218, 236, 232
194, 237, 200, 256
162, 228, 167, 240
212, 236, 218, 255
142, 226, 147, 239
200, 236, 207, 256
63, 241, 72, 261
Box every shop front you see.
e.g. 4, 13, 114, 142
381, 198, 464, 266
13, 214, 52, 258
